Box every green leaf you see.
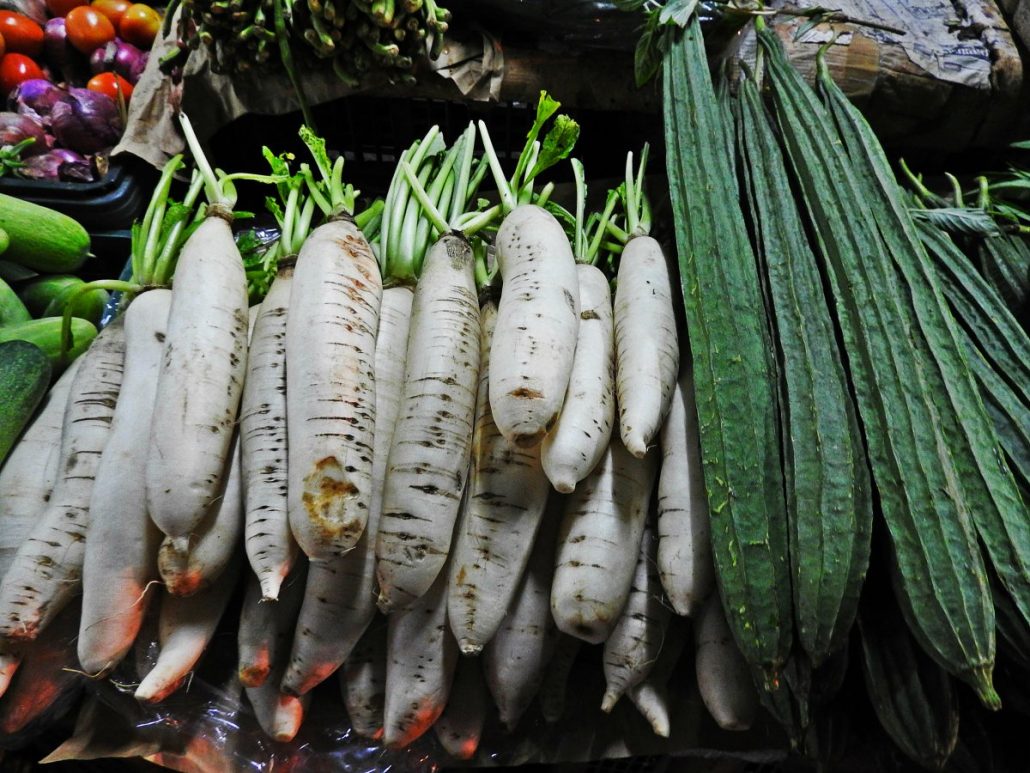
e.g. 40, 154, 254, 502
910, 207, 1002, 237
659, 0, 698, 27
1009, 140, 1030, 150
531, 92, 561, 140
635, 13, 668, 88
528, 114, 580, 182
265, 195, 286, 227
543, 199, 576, 240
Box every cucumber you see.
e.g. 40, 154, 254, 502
820, 63, 1030, 703
663, 17, 791, 691
0, 194, 89, 273
859, 599, 959, 771
20, 276, 109, 327
19, 276, 84, 318
0, 340, 52, 465
759, 28, 999, 707
736, 71, 872, 669
0, 277, 31, 326
0, 317, 97, 371
0, 227, 8, 255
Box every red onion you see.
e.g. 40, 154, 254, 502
19, 148, 94, 181
9, 79, 69, 126
0, 111, 49, 157
90, 39, 148, 85
49, 88, 122, 155
44, 18, 89, 86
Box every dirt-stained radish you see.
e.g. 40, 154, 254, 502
434, 657, 488, 760
448, 298, 550, 654
78, 289, 170, 677
158, 432, 244, 597
601, 518, 671, 712
489, 204, 580, 449
286, 218, 382, 561
541, 264, 615, 493
341, 618, 387, 740
376, 234, 480, 612
0, 319, 126, 643
551, 436, 659, 644
238, 561, 307, 689
656, 365, 713, 617
382, 563, 457, 749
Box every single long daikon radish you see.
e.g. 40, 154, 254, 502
134, 554, 241, 704
656, 365, 713, 617
286, 218, 382, 561
376, 234, 480, 612
434, 657, 488, 760
695, 593, 758, 731
489, 204, 580, 448
483, 509, 559, 731
157, 432, 244, 597
238, 560, 307, 688
0, 319, 126, 642
448, 298, 550, 654
613, 234, 679, 457
241, 261, 296, 601
341, 618, 387, 740
541, 263, 615, 492
279, 285, 415, 696
550, 436, 659, 644
601, 517, 671, 712
78, 289, 171, 677
382, 564, 457, 749
146, 210, 249, 550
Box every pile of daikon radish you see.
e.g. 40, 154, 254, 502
0, 96, 757, 755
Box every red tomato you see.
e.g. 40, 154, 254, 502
45, 0, 88, 17
0, 32, 5, 60
87, 70, 131, 101
91, 0, 131, 28
64, 6, 115, 54
118, 4, 159, 49
0, 53, 44, 95
0, 12, 44, 58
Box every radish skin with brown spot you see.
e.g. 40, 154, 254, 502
382, 563, 457, 749
434, 657, 488, 760
158, 432, 244, 597
238, 560, 307, 688
0, 320, 125, 642
601, 518, 671, 712
147, 216, 249, 550
657, 366, 713, 617
695, 593, 758, 731
78, 289, 170, 677
448, 299, 550, 654
279, 286, 413, 695
0, 357, 81, 692
341, 618, 387, 740
483, 509, 559, 731
541, 264, 615, 493
376, 235, 480, 612
134, 554, 241, 704
287, 220, 382, 561
242, 265, 295, 601
614, 235, 679, 457
490, 204, 580, 449
550, 437, 659, 644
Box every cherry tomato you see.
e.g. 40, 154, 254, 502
118, 4, 159, 49
64, 6, 115, 54
87, 70, 131, 101
0, 53, 44, 95
91, 0, 131, 28
45, 0, 88, 17
0, 12, 44, 58
0, 32, 5, 60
